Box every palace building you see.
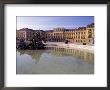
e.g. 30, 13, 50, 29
16, 28, 45, 41
16, 23, 94, 45
16, 28, 35, 41
45, 23, 94, 45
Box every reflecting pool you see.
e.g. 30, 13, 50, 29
16, 47, 94, 74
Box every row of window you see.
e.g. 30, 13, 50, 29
47, 36, 86, 39
66, 32, 86, 35
46, 32, 94, 37
17, 35, 25, 38
47, 32, 86, 36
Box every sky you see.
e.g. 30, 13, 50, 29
17, 16, 94, 30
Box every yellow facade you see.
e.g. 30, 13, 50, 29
46, 23, 94, 45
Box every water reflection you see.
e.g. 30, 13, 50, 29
17, 49, 44, 64
17, 47, 94, 74
46, 47, 94, 64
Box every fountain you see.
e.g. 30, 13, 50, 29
17, 32, 46, 50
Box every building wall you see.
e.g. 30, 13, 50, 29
45, 30, 53, 41
16, 31, 26, 40
16, 28, 35, 41
53, 28, 65, 42
86, 26, 94, 45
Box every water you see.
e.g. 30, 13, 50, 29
16, 47, 94, 74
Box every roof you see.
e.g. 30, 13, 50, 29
78, 27, 86, 30
87, 23, 94, 28
18, 28, 34, 31
45, 30, 53, 32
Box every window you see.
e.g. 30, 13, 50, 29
78, 36, 80, 39
88, 33, 92, 38
89, 29, 91, 31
